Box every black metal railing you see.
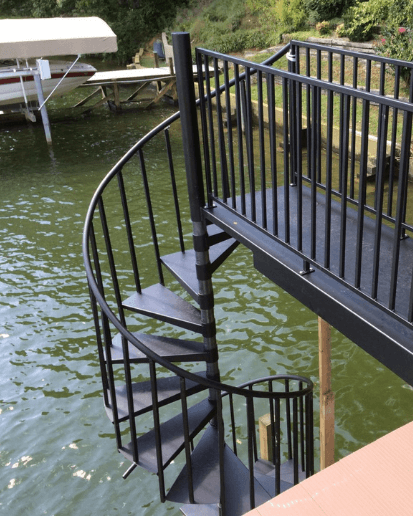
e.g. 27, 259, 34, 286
83, 36, 315, 512
195, 42, 413, 327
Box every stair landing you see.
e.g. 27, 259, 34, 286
203, 185, 413, 386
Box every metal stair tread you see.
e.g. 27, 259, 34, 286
122, 283, 202, 333
120, 398, 216, 473
254, 458, 307, 497
180, 504, 220, 516
105, 370, 208, 423
161, 238, 239, 302
107, 332, 209, 364
166, 424, 271, 515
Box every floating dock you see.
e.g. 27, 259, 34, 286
245, 420, 413, 515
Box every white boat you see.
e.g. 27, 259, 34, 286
0, 17, 117, 142
0, 60, 96, 109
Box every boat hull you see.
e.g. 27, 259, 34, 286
0, 61, 96, 108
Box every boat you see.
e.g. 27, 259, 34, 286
0, 59, 96, 109
0, 17, 117, 142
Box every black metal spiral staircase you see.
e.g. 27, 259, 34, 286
83, 35, 315, 516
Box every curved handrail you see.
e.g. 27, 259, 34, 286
82, 45, 311, 401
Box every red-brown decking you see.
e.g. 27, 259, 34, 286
245, 421, 413, 515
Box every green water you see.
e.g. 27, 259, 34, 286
1, 71, 413, 516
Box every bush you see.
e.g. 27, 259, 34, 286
305, 0, 353, 23
377, 27, 413, 84
336, 22, 346, 37
344, 0, 390, 42
316, 20, 332, 35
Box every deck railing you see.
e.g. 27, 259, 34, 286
194, 41, 413, 327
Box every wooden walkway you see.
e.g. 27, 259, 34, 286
245, 420, 413, 515
74, 65, 211, 112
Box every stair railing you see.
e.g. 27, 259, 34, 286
194, 42, 413, 327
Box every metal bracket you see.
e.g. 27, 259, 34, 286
286, 52, 296, 63
122, 462, 138, 479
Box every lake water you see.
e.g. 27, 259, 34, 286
1, 63, 413, 516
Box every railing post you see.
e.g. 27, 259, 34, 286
172, 33, 221, 396
172, 32, 205, 223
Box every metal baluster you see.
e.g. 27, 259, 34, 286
293, 397, 299, 485
217, 393, 226, 513
299, 381, 304, 471
282, 77, 290, 243
387, 66, 400, 218
267, 73, 278, 236
354, 68, 371, 289
389, 109, 412, 311
235, 67, 246, 215
324, 82, 334, 269
339, 94, 350, 279
350, 57, 358, 200
117, 169, 142, 291
139, 149, 164, 285
180, 377, 195, 503
374, 62, 386, 210
245, 67, 256, 222
205, 55, 218, 196
149, 360, 165, 501
224, 60, 236, 209
310, 86, 317, 260
316, 49, 322, 184
214, 57, 229, 201
164, 128, 185, 253
229, 393, 237, 454
338, 54, 345, 194
371, 104, 389, 300
306, 47, 311, 180
196, 51, 213, 206
258, 70, 267, 229
246, 396, 256, 509
285, 379, 292, 460
275, 397, 281, 495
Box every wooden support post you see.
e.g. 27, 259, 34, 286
113, 82, 121, 110
259, 413, 272, 461
168, 57, 174, 76
318, 316, 335, 470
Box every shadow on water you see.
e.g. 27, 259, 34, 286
1, 75, 413, 515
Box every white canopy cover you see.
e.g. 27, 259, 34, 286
0, 17, 117, 59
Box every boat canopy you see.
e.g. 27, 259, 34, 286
0, 17, 117, 59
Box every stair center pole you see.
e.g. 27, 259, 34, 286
173, 33, 221, 400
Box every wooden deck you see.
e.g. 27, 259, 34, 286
245, 420, 413, 515
75, 65, 211, 112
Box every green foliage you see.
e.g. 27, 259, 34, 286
316, 20, 332, 34
274, 0, 308, 33
0, 0, 191, 63
376, 0, 413, 83
305, 0, 352, 23
344, 0, 390, 41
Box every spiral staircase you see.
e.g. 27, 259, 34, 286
83, 35, 315, 516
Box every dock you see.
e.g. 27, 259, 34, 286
245, 420, 413, 515
75, 65, 212, 112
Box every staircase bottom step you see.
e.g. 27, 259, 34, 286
167, 425, 271, 516
180, 503, 220, 516
254, 458, 308, 497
